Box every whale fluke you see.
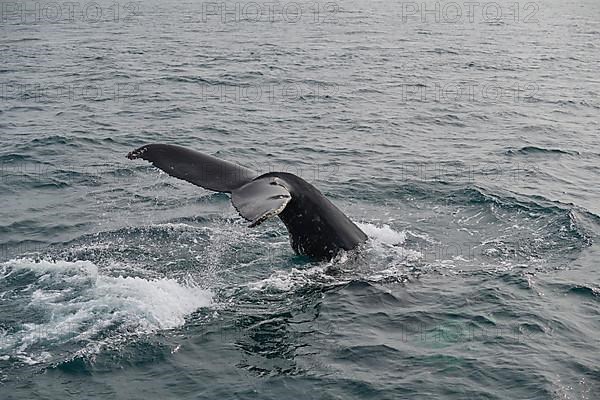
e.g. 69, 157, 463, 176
232, 176, 292, 227
127, 143, 256, 192
127, 143, 367, 260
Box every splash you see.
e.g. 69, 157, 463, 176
0, 258, 212, 365
356, 222, 407, 245
246, 223, 421, 292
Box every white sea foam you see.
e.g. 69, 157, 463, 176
357, 222, 407, 245
247, 264, 337, 292
0, 258, 212, 364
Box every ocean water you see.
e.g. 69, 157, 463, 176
1, 0, 599, 398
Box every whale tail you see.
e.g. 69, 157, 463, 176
231, 176, 292, 227
128, 143, 367, 260
127, 143, 257, 193
127, 143, 289, 226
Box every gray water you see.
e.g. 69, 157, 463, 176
1, 0, 599, 398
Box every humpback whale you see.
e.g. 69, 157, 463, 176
127, 144, 367, 260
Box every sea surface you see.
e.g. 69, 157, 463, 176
1, 0, 599, 398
